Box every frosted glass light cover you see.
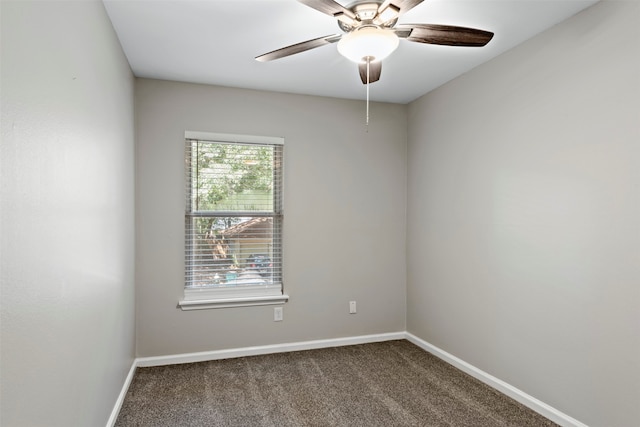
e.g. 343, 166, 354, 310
337, 27, 399, 63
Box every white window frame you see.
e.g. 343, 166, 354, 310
178, 131, 288, 310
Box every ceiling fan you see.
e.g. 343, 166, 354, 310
255, 0, 494, 85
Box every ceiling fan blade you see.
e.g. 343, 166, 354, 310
358, 61, 382, 84
378, 0, 424, 17
255, 34, 342, 62
396, 24, 494, 47
298, 0, 356, 20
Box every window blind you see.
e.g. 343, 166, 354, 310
184, 136, 283, 291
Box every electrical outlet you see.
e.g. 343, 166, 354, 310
349, 301, 357, 314
274, 306, 283, 322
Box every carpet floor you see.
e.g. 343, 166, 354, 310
115, 340, 558, 426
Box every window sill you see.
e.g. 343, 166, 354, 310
179, 294, 289, 310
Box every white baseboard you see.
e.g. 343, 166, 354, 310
109, 332, 587, 427
136, 332, 405, 367
106, 359, 137, 427
404, 333, 587, 427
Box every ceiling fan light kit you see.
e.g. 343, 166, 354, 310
337, 26, 399, 63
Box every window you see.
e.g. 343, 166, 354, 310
179, 131, 287, 310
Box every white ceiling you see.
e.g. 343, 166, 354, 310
103, 0, 599, 104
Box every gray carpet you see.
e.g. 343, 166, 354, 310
115, 340, 558, 426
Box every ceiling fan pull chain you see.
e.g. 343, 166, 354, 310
366, 57, 370, 127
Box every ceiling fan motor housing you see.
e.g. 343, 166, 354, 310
338, 1, 398, 32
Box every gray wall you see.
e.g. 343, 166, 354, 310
135, 79, 407, 357
406, 2, 639, 426
0, 1, 136, 426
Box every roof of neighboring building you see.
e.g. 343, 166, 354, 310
220, 217, 272, 239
